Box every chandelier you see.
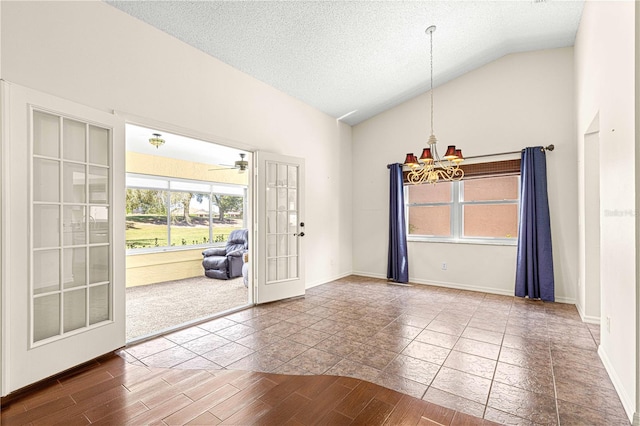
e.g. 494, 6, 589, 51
148, 133, 165, 149
404, 26, 464, 185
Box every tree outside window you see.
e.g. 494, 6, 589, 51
125, 176, 245, 250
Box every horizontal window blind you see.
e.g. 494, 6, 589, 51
403, 159, 520, 183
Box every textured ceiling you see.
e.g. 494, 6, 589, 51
106, 1, 584, 126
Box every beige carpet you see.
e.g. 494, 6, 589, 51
126, 276, 248, 341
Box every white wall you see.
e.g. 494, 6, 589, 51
575, 2, 637, 422
353, 47, 577, 302
0, 0, 353, 288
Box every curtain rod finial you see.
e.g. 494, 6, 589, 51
546, 144, 555, 151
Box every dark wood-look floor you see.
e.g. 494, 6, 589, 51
0, 354, 498, 425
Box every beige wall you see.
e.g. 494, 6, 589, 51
126, 249, 204, 287
353, 47, 577, 301
575, 2, 637, 421
127, 151, 248, 185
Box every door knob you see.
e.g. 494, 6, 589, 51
295, 232, 305, 237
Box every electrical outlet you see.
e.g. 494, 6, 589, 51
606, 317, 611, 333
441, 263, 447, 270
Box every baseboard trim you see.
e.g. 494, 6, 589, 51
351, 272, 578, 305
554, 295, 577, 305
352, 271, 386, 280
305, 271, 352, 290
575, 302, 601, 324
598, 345, 635, 423
633, 412, 640, 426
353, 272, 514, 297
408, 277, 516, 297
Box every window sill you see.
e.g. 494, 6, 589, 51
407, 237, 517, 247
126, 243, 225, 256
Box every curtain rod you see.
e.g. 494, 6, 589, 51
463, 144, 555, 160
387, 144, 554, 167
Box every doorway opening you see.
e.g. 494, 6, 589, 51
582, 129, 601, 322
124, 124, 252, 342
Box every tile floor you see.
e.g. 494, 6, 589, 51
119, 275, 631, 425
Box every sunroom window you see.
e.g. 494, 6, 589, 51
125, 174, 246, 251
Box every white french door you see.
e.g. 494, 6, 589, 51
255, 152, 305, 304
1, 82, 125, 395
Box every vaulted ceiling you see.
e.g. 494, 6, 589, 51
106, 1, 584, 126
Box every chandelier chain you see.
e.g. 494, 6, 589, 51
430, 27, 434, 137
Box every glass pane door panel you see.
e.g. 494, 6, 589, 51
287, 166, 297, 188
63, 289, 86, 332
289, 258, 298, 278
28, 106, 114, 352
89, 125, 109, 165
34, 294, 60, 342
88, 167, 108, 204
277, 164, 287, 186
277, 234, 287, 256
33, 250, 60, 295
63, 206, 85, 246
277, 188, 287, 210
288, 213, 297, 233
266, 187, 276, 211
63, 247, 86, 289
89, 206, 109, 244
33, 111, 60, 158
89, 284, 109, 325
63, 119, 86, 162
258, 153, 304, 302
288, 235, 297, 256
89, 246, 109, 284
267, 235, 276, 257
276, 258, 288, 280
276, 212, 287, 233
265, 160, 299, 285
63, 163, 86, 203
267, 259, 277, 282
267, 163, 276, 187
266, 211, 275, 234
288, 190, 297, 210
34, 205, 60, 248
33, 158, 60, 202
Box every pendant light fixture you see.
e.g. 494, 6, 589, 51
148, 133, 165, 149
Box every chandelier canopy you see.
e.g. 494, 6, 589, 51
404, 26, 464, 185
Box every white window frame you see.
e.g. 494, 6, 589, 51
126, 173, 246, 254
405, 176, 520, 246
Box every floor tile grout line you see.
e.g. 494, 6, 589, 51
480, 310, 507, 421
118, 277, 620, 425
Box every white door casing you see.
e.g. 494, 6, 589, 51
255, 152, 305, 304
1, 82, 125, 395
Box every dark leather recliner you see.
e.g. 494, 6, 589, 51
202, 229, 248, 280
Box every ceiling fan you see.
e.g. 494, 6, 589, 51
208, 153, 249, 174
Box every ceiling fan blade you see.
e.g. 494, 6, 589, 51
208, 154, 248, 172
207, 165, 235, 171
